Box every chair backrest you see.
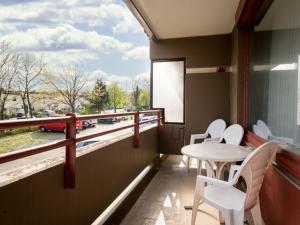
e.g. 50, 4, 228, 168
207, 119, 226, 138
232, 142, 278, 210
253, 124, 268, 139
257, 120, 272, 138
221, 124, 244, 145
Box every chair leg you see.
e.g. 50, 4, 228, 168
251, 200, 263, 225
219, 211, 225, 224
232, 209, 244, 225
187, 156, 191, 172
191, 182, 202, 225
223, 209, 232, 225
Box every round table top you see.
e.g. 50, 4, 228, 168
181, 143, 251, 162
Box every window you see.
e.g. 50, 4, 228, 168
151, 59, 185, 124
248, 0, 300, 154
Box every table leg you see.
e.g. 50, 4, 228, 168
216, 162, 228, 180
205, 160, 215, 178
197, 159, 202, 175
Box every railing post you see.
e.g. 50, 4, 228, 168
65, 113, 76, 188
134, 111, 140, 148
157, 111, 162, 128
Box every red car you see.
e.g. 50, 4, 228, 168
39, 114, 83, 133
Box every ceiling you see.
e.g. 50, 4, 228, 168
130, 0, 240, 40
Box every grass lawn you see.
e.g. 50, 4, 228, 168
0, 131, 64, 154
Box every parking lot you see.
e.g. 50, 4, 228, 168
0, 120, 135, 173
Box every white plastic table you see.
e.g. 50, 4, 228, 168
181, 142, 251, 179
181, 142, 251, 213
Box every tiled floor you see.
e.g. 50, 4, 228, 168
121, 155, 253, 225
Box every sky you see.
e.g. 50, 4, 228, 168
0, 0, 150, 90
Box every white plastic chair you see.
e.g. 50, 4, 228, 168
190, 119, 226, 144
221, 124, 244, 145
256, 120, 293, 144
191, 141, 278, 225
253, 124, 268, 139
204, 124, 244, 145
188, 119, 226, 171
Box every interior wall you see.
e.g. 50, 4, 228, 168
150, 35, 231, 153
0, 129, 158, 225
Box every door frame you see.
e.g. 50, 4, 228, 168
150, 57, 186, 125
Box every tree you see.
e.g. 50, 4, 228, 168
138, 89, 150, 109
47, 66, 88, 113
0, 41, 20, 120
18, 53, 46, 118
108, 82, 126, 113
131, 76, 150, 110
88, 79, 109, 113
131, 79, 142, 110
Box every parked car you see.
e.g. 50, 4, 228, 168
76, 140, 100, 148
140, 115, 157, 123
82, 119, 97, 129
98, 117, 119, 124
117, 116, 129, 121
39, 115, 83, 133
76, 137, 110, 149
44, 110, 55, 117
16, 112, 25, 118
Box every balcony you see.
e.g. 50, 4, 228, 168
1, 0, 300, 225
120, 155, 257, 225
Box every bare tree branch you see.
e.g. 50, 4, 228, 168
46, 66, 88, 113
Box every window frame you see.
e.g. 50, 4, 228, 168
150, 58, 186, 125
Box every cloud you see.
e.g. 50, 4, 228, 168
1, 24, 132, 53
0, 0, 149, 87
123, 46, 149, 60
43, 49, 98, 66
90, 69, 130, 84
0, 1, 142, 34
111, 5, 142, 34
88, 70, 150, 91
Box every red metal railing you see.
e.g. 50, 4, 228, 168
0, 110, 163, 188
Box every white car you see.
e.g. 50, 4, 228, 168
83, 119, 97, 128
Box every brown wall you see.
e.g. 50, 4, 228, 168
185, 73, 230, 143
150, 35, 231, 153
0, 129, 158, 225
150, 34, 232, 67
159, 124, 185, 155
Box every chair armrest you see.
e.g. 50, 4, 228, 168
204, 137, 222, 143
197, 175, 233, 188
270, 136, 293, 144
228, 165, 241, 181
190, 133, 209, 144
